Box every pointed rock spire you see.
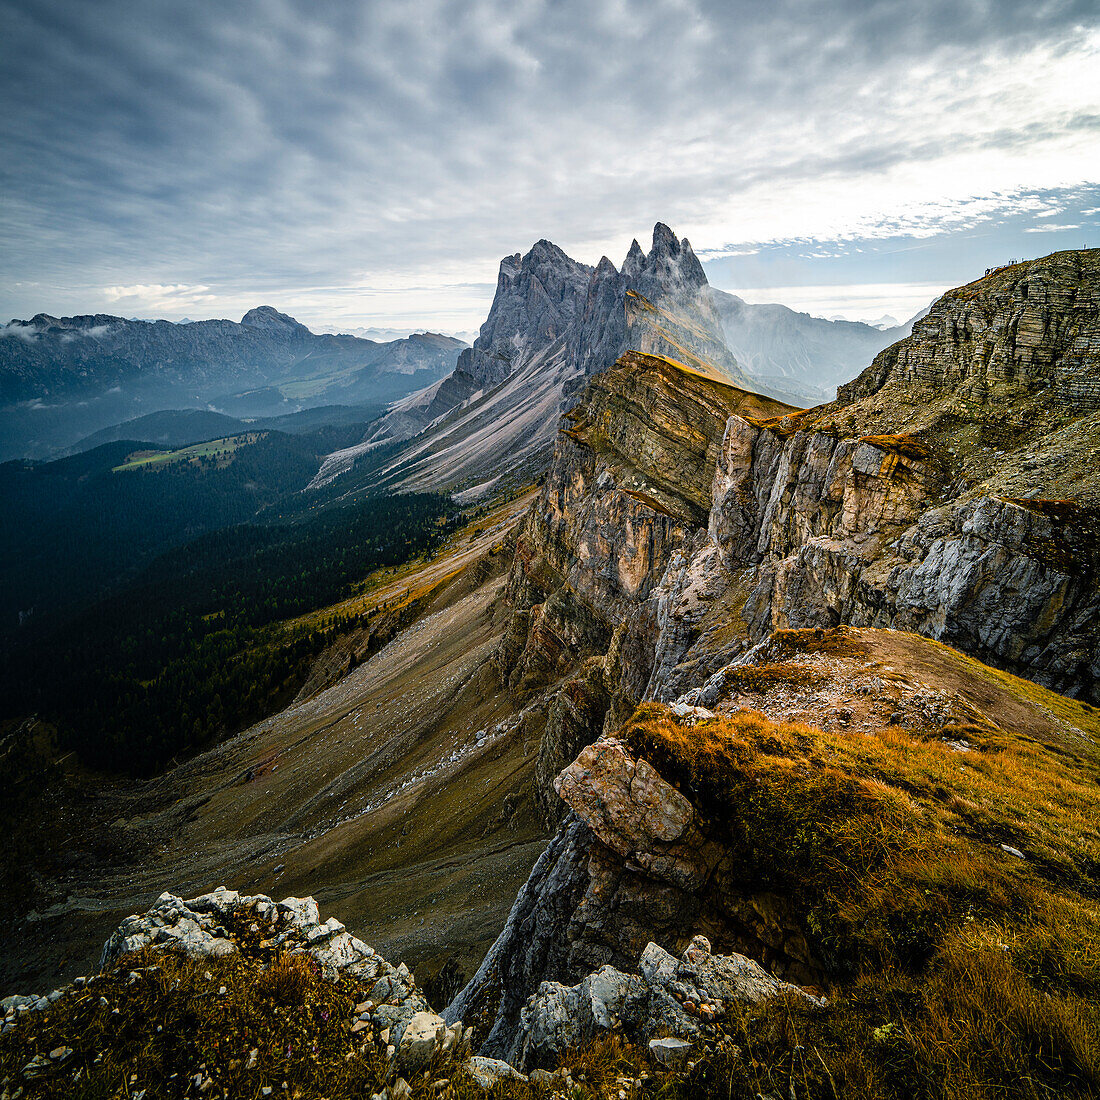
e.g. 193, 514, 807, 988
623, 239, 645, 278
650, 222, 680, 258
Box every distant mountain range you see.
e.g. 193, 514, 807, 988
316, 324, 480, 344
709, 290, 919, 401
0, 306, 466, 460
0, 256, 925, 467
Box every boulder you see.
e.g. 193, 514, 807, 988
512, 935, 820, 1070
466, 1055, 529, 1089
517, 965, 645, 1067
396, 1011, 446, 1073
554, 738, 713, 891
649, 1036, 693, 1068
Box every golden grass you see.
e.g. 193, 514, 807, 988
255, 953, 319, 1006
858, 433, 932, 462
723, 661, 828, 692
620, 698, 1100, 1096
742, 408, 828, 438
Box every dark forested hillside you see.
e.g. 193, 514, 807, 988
66, 403, 388, 455
0, 425, 375, 634
1, 492, 459, 773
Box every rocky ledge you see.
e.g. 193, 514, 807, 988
510, 934, 821, 1071
3, 889, 481, 1096
3, 887, 814, 1097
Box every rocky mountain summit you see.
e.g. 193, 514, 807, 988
310, 224, 761, 499
239, 306, 312, 339
463, 240, 594, 391
566, 224, 749, 387
333, 239, 595, 468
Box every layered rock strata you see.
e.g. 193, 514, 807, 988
839, 249, 1100, 410
450, 251, 1100, 1054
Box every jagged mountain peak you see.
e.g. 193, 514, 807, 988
651, 220, 677, 249
451, 237, 594, 391
567, 222, 747, 386
640, 222, 707, 289
497, 252, 524, 281
623, 238, 646, 277
523, 238, 577, 269
240, 305, 310, 337
337, 222, 756, 497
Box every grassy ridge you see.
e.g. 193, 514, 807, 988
111, 432, 265, 471
620, 636, 1100, 1098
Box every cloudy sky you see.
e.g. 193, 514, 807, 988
1, 0, 1098, 332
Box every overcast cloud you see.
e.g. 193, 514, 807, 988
1, 0, 1098, 329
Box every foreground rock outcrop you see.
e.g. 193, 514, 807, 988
449, 622, 1100, 1096
511, 934, 821, 1070
3, 887, 820, 1096
4, 890, 481, 1095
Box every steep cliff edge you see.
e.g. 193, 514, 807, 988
449, 626, 1100, 1096
837, 249, 1100, 413
502, 252, 1100, 733
498, 352, 795, 820
447, 253, 1100, 1089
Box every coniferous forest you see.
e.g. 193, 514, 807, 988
0, 435, 460, 773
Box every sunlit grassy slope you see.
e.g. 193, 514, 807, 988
112, 431, 266, 471
621, 627, 1100, 1098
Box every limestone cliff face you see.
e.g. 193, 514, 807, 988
501, 254, 1100, 716
498, 352, 794, 811
449, 254, 1100, 1052
839, 248, 1100, 410
709, 419, 1099, 697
